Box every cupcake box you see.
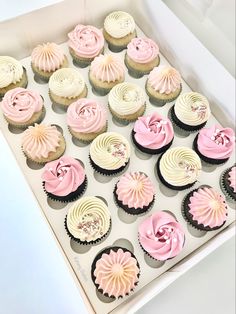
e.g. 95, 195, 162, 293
0, 1, 235, 314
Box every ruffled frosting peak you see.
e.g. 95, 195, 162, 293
228, 166, 236, 193
134, 112, 174, 149
189, 187, 228, 228
90, 54, 124, 83
94, 248, 139, 298
148, 65, 181, 94
42, 156, 85, 196
139, 211, 185, 260
0, 56, 23, 88
31, 42, 65, 72
104, 11, 135, 39
116, 172, 155, 209
127, 37, 159, 63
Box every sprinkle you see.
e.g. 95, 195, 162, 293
154, 237, 158, 242
211, 136, 215, 140
59, 177, 63, 181
168, 228, 172, 232
166, 239, 170, 244
164, 235, 169, 240
173, 238, 177, 243
147, 230, 152, 235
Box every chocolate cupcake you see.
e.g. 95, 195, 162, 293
220, 165, 236, 201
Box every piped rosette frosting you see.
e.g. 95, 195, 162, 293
197, 125, 235, 160
1, 87, 43, 123
90, 54, 125, 83
42, 156, 85, 197
31, 42, 66, 72
228, 166, 236, 193
93, 247, 140, 298
139, 211, 185, 261
133, 112, 174, 150
68, 24, 104, 58
66, 98, 107, 134
148, 65, 181, 94
0, 56, 24, 88
104, 11, 135, 38
127, 37, 159, 63
116, 172, 155, 209
66, 196, 111, 242
188, 187, 228, 229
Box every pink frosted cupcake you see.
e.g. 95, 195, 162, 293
68, 24, 104, 68
146, 65, 182, 106
139, 211, 185, 261
132, 112, 174, 154
89, 54, 125, 96
66, 98, 107, 142
31, 42, 68, 81
0, 87, 45, 128
221, 165, 236, 201
42, 156, 87, 202
193, 124, 235, 164
125, 37, 160, 78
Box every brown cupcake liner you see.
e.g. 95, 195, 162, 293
220, 166, 236, 202
89, 154, 129, 176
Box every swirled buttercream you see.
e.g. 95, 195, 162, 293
104, 11, 135, 39
127, 37, 159, 63
0, 56, 23, 88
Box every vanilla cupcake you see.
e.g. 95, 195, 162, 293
103, 11, 136, 52
146, 65, 182, 106
125, 37, 160, 78
0, 56, 27, 97
89, 54, 125, 96
68, 24, 104, 67
108, 82, 146, 123
49, 68, 87, 108
171, 92, 211, 131
31, 42, 68, 82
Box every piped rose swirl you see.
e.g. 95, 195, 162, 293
127, 37, 159, 63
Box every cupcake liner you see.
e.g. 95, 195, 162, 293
113, 184, 155, 215
31, 66, 50, 82
89, 154, 129, 176
108, 103, 146, 124
193, 134, 229, 165
70, 48, 104, 68
107, 42, 127, 53
170, 105, 207, 132
131, 129, 174, 155
156, 154, 196, 191
124, 54, 160, 79
91, 246, 140, 299
43, 176, 87, 203
64, 215, 112, 245
220, 167, 236, 202
88, 75, 111, 96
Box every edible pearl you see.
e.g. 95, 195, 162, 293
166, 239, 170, 244
147, 230, 152, 235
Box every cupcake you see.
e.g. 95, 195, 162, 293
31, 42, 68, 82
139, 211, 185, 261
68, 24, 104, 67
22, 124, 66, 164
67, 98, 107, 142
221, 165, 236, 201
146, 65, 182, 106
0, 56, 27, 97
171, 92, 211, 131
65, 196, 111, 244
91, 247, 140, 298
49, 68, 87, 108
125, 37, 160, 78
156, 147, 202, 190
182, 187, 228, 231
89, 54, 125, 96
193, 124, 235, 164
132, 112, 174, 154
42, 156, 87, 202
89, 132, 131, 175
103, 11, 136, 52
114, 172, 155, 215
0, 87, 45, 128
108, 82, 146, 123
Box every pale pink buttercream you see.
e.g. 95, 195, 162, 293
148, 65, 181, 94
197, 125, 235, 159
228, 166, 236, 193
42, 156, 85, 197
68, 24, 104, 58
116, 172, 155, 209
90, 54, 125, 83
66, 98, 107, 133
1, 87, 43, 123
22, 124, 61, 159
94, 248, 139, 298
134, 112, 174, 149
189, 187, 228, 228
127, 37, 159, 64
31, 42, 65, 72
139, 211, 185, 261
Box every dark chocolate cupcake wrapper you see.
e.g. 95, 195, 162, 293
132, 129, 174, 155
220, 166, 236, 202
89, 154, 129, 176
43, 176, 87, 203
193, 134, 229, 165
156, 154, 197, 191
91, 246, 140, 299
